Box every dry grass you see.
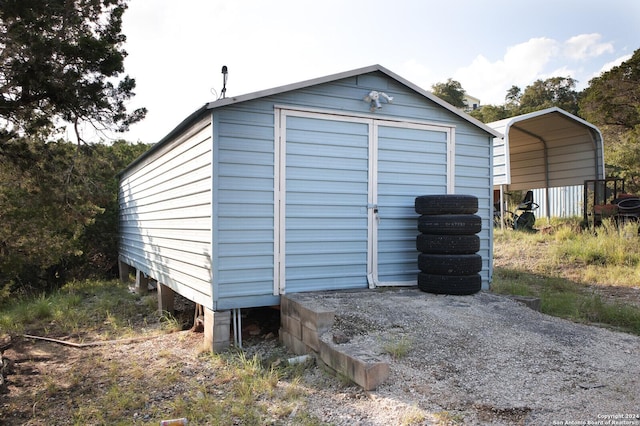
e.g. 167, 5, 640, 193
0, 280, 325, 425
492, 219, 640, 334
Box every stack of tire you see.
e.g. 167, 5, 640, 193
415, 194, 482, 295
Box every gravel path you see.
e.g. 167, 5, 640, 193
290, 288, 640, 425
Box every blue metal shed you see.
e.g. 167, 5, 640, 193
118, 65, 501, 350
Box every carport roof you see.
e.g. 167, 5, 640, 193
489, 107, 605, 190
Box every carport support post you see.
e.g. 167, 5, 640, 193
157, 283, 175, 314
204, 308, 231, 352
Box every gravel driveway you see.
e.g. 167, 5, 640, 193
288, 288, 640, 425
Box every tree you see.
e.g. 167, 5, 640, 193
0, 0, 146, 145
518, 77, 580, 115
580, 49, 640, 192
469, 104, 510, 123
580, 49, 640, 132
0, 0, 148, 299
431, 78, 467, 108
0, 138, 150, 301
505, 85, 521, 109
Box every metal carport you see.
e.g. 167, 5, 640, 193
489, 107, 605, 219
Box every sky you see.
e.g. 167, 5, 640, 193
103, 0, 640, 144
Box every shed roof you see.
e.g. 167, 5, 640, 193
122, 65, 501, 176
489, 107, 605, 190
203, 64, 500, 138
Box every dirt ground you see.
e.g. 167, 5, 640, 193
2, 287, 640, 425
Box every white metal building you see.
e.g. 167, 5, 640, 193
490, 107, 605, 219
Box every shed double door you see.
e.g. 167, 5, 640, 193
275, 109, 452, 294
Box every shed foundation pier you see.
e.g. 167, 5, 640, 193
118, 260, 131, 283
135, 270, 149, 295
157, 283, 175, 314
204, 308, 231, 352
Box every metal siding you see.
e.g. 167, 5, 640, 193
533, 185, 583, 218
493, 137, 508, 185
490, 109, 604, 191
285, 115, 370, 292
120, 69, 495, 309
455, 126, 493, 288
214, 107, 276, 302
119, 117, 213, 307
376, 125, 448, 283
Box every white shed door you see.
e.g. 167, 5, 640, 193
275, 110, 453, 294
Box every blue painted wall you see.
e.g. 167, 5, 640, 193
211, 71, 494, 310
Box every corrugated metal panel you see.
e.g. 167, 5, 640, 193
455, 122, 494, 287
493, 137, 509, 186
490, 108, 604, 191
119, 116, 213, 307
214, 106, 277, 303
284, 115, 370, 293
376, 124, 448, 284
204, 65, 500, 139
532, 185, 583, 218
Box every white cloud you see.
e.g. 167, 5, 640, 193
449, 34, 622, 105
597, 54, 632, 74
400, 59, 439, 90
579, 53, 633, 86
453, 37, 558, 105
563, 33, 614, 60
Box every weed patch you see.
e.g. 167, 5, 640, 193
493, 223, 640, 335
0, 279, 158, 339
382, 335, 413, 359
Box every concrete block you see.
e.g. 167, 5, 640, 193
280, 296, 301, 320
135, 270, 149, 295
204, 309, 231, 353
301, 325, 320, 352
279, 329, 309, 355
319, 340, 390, 391
280, 297, 293, 318
157, 283, 175, 313
281, 314, 302, 339
281, 296, 334, 334
118, 260, 131, 283
299, 306, 335, 335
509, 295, 541, 312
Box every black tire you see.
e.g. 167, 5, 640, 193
418, 254, 482, 275
417, 273, 482, 295
617, 197, 640, 214
416, 234, 480, 254
418, 214, 481, 235
415, 195, 478, 215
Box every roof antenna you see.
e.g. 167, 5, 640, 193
221, 65, 228, 99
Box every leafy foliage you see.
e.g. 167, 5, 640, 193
0, 139, 150, 302
518, 77, 580, 115
441, 76, 580, 121
0, 0, 149, 300
431, 78, 467, 108
580, 49, 640, 192
0, 0, 146, 143
469, 104, 510, 123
